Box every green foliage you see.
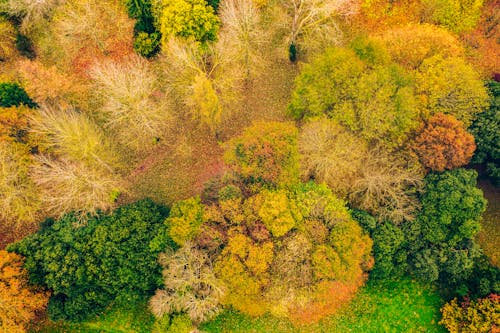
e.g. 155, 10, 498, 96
167, 196, 205, 246
440, 294, 499, 333
423, 0, 484, 33
415, 55, 489, 127
134, 31, 161, 57
224, 121, 300, 190
289, 47, 418, 147
160, 0, 219, 44
470, 81, 500, 185
8, 200, 171, 321
370, 220, 407, 279
0, 82, 37, 108
408, 169, 487, 285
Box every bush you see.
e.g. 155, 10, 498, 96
8, 200, 171, 321
0, 83, 37, 108
440, 294, 499, 333
413, 113, 476, 171
134, 31, 160, 57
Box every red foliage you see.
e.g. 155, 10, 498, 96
413, 113, 476, 172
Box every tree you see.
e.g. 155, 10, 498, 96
0, 0, 62, 32
470, 81, 500, 185
408, 169, 486, 283
376, 23, 464, 69
288, 47, 419, 148
224, 121, 300, 190
415, 55, 489, 127
0, 17, 16, 61
413, 113, 476, 172
149, 244, 224, 324
0, 83, 37, 108
440, 294, 500, 333
299, 118, 369, 197
281, 0, 358, 60
167, 197, 205, 246
90, 56, 172, 152
0, 142, 39, 229
0, 250, 49, 333
159, 0, 219, 45
423, 0, 484, 33
0, 106, 30, 142
8, 200, 171, 320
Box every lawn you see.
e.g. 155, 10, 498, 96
34, 278, 445, 333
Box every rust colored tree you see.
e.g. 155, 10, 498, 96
413, 113, 476, 172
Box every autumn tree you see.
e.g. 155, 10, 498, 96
0, 251, 49, 333
0, 0, 62, 32
280, 0, 358, 60
413, 113, 476, 172
224, 121, 300, 190
149, 244, 224, 324
423, 0, 484, 33
299, 118, 368, 197
440, 294, 500, 333
289, 47, 419, 148
0, 17, 16, 61
159, 0, 219, 45
90, 56, 172, 152
376, 23, 464, 69
415, 55, 489, 127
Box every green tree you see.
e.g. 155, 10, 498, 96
0, 83, 37, 108
160, 0, 219, 45
408, 169, 487, 284
8, 200, 172, 321
423, 0, 484, 33
415, 55, 489, 127
288, 47, 419, 147
167, 196, 205, 246
470, 81, 500, 185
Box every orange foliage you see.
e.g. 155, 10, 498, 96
413, 113, 476, 172
353, 0, 424, 32
0, 106, 29, 142
0, 250, 49, 332
461, 0, 500, 78
289, 275, 365, 325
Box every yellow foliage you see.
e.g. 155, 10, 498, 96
0, 18, 17, 62
257, 190, 302, 237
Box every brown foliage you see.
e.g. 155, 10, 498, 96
413, 113, 476, 172
0, 250, 49, 333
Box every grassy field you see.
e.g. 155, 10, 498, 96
477, 179, 500, 267
36, 278, 445, 333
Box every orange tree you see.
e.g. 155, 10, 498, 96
0, 250, 48, 333
413, 113, 476, 171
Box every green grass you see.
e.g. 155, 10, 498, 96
201, 278, 445, 333
34, 278, 445, 333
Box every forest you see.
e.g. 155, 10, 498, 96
0, 0, 499, 332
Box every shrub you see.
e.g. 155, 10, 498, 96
134, 31, 161, 57
224, 121, 300, 190
0, 250, 49, 333
415, 55, 489, 127
8, 200, 171, 320
0, 83, 37, 108
440, 294, 500, 333
413, 113, 476, 172
159, 0, 219, 45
